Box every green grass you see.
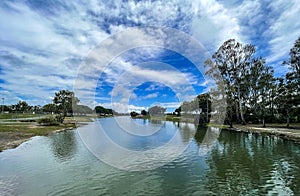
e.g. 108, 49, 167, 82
0, 121, 78, 151
165, 116, 181, 122
0, 122, 76, 136
0, 113, 48, 119
64, 116, 94, 122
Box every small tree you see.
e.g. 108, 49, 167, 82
53, 90, 79, 122
130, 111, 139, 117
141, 110, 148, 116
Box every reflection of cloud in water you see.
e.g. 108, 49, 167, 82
178, 122, 196, 144
198, 127, 221, 156
114, 116, 164, 136
78, 118, 195, 171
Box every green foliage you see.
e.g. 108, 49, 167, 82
130, 111, 139, 117
42, 103, 57, 113
141, 110, 148, 116
37, 116, 59, 126
205, 39, 258, 125
12, 101, 31, 112
148, 105, 166, 116
94, 105, 114, 115
36, 114, 69, 125
55, 114, 64, 123
53, 90, 80, 117
204, 38, 299, 127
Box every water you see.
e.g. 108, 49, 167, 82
0, 117, 299, 195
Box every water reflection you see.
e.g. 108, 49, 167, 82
149, 119, 164, 125
194, 127, 221, 156
178, 122, 196, 144
204, 131, 300, 195
49, 131, 77, 162
0, 118, 300, 195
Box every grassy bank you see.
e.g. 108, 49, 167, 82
0, 113, 48, 120
0, 116, 95, 152
0, 122, 76, 152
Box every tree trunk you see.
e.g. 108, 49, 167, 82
235, 103, 240, 123
237, 86, 246, 125
229, 119, 233, 128
286, 109, 290, 128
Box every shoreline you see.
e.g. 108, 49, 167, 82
133, 115, 300, 143
1, 117, 299, 152
224, 124, 300, 143
0, 117, 93, 152
0, 125, 78, 152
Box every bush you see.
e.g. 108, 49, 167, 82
37, 116, 59, 126
55, 114, 64, 123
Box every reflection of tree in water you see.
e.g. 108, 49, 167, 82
50, 131, 77, 162
203, 131, 300, 195
194, 127, 221, 156
178, 122, 196, 144
149, 119, 163, 125
194, 127, 207, 146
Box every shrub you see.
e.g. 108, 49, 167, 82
55, 114, 64, 123
37, 116, 59, 126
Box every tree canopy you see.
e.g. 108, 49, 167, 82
148, 105, 166, 116
53, 90, 79, 117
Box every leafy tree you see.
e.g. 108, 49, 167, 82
13, 101, 31, 113
53, 90, 79, 119
205, 39, 256, 125
42, 103, 57, 113
278, 37, 300, 127
141, 110, 148, 116
197, 93, 211, 122
148, 105, 166, 116
257, 66, 275, 127
174, 107, 181, 116
31, 105, 42, 113
286, 37, 300, 77
130, 111, 139, 117
94, 105, 114, 115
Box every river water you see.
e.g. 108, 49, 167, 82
0, 117, 299, 195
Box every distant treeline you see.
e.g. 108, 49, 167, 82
1, 90, 115, 117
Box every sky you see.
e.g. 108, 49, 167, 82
0, 0, 299, 113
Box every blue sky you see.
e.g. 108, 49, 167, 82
0, 0, 299, 113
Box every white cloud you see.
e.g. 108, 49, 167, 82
191, 0, 245, 51
265, 0, 300, 64
141, 92, 159, 99
1, 0, 299, 106
102, 102, 146, 113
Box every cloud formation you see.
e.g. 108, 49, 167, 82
0, 0, 299, 109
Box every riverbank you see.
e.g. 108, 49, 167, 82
133, 115, 300, 143
0, 116, 93, 152
224, 124, 300, 143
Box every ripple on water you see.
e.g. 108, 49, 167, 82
0, 175, 20, 196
